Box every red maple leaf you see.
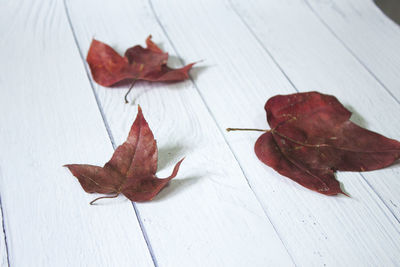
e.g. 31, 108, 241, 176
229, 92, 400, 196
64, 106, 184, 204
86, 35, 194, 87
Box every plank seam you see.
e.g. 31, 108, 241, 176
0, 195, 10, 267
227, 0, 300, 93
130, 205, 158, 267
228, 0, 400, 227
62, 1, 158, 266
359, 173, 400, 226
62, 0, 116, 149
147, 0, 297, 265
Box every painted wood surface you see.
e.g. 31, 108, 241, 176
0, 0, 400, 266
306, 0, 400, 101
230, 0, 400, 219
148, 0, 400, 265
65, 0, 294, 266
0, 0, 154, 266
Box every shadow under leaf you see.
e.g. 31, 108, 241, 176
345, 104, 368, 128
157, 144, 187, 172
152, 175, 203, 202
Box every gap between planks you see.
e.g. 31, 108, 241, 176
62, 0, 158, 266
0, 194, 10, 267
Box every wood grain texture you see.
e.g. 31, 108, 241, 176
0, 0, 154, 266
230, 0, 400, 219
65, 0, 294, 266
306, 0, 400, 102
149, 0, 400, 265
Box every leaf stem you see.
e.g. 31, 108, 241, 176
90, 193, 120, 205
226, 127, 269, 132
124, 78, 138, 104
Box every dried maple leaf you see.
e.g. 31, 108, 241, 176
64, 106, 184, 204
228, 91, 400, 196
86, 35, 195, 87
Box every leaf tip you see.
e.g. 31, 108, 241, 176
341, 191, 351, 198
164, 158, 185, 180
195, 59, 205, 64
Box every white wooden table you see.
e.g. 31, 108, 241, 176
1, 0, 400, 266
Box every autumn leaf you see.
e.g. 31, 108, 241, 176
228, 91, 400, 196
86, 35, 194, 87
64, 106, 184, 204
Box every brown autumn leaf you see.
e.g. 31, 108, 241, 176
64, 106, 184, 204
229, 91, 400, 196
86, 35, 195, 87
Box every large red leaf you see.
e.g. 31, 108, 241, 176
65, 106, 184, 204
86, 35, 194, 87
254, 91, 400, 196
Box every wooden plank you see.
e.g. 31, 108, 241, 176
230, 0, 400, 218
146, 0, 400, 265
65, 0, 295, 266
0, 1, 154, 266
306, 0, 400, 102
